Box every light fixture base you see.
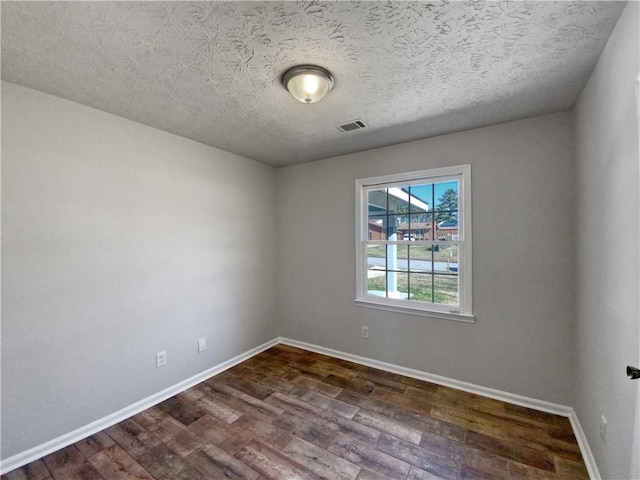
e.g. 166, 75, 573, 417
282, 65, 334, 104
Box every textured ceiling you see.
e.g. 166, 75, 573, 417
1, 1, 626, 167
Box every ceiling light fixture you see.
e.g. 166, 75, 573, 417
282, 65, 334, 104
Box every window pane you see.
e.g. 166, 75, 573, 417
433, 180, 459, 213
368, 189, 387, 215
367, 269, 386, 297
387, 188, 410, 214
435, 215, 458, 241
408, 184, 432, 213
386, 215, 402, 239
409, 213, 432, 240
368, 215, 387, 240
408, 245, 432, 273
434, 244, 458, 274
386, 243, 407, 272
434, 274, 458, 305
388, 271, 409, 299
408, 273, 433, 302
366, 244, 386, 269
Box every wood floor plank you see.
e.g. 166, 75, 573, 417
272, 411, 338, 449
429, 404, 508, 437
371, 387, 432, 415
266, 391, 323, 417
1, 460, 51, 480
135, 444, 205, 480
186, 414, 252, 455
433, 386, 507, 411
132, 406, 188, 443
231, 414, 295, 451
87, 444, 154, 480
281, 436, 361, 480
382, 372, 439, 393
328, 434, 411, 480
306, 361, 358, 380
206, 382, 286, 422
290, 374, 344, 398
301, 391, 360, 419
164, 428, 207, 457
406, 465, 448, 479
3, 344, 589, 480
547, 420, 579, 443
503, 403, 564, 425
215, 373, 276, 400
554, 456, 589, 479
508, 460, 577, 480
47, 462, 104, 480
321, 374, 377, 396
392, 408, 466, 442
234, 440, 323, 480
41, 447, 86, 476
458, 444, 510, 480
459, 464, 500, 479
456, 402, 550, 435
354, 371, 408, 394
185, 442, 261, 480
354, 409, 423, 445
156, 396, 206, 427
259, 376, 311, 399
105, 419, 162, 460
42, 446, 104, 480
272, 351, 319, 367
73, 432, 115, 459
465, 429, 555, 471
505, 427, 583, 463
336, 389, 397, 418
315, 408, 382, 444
192, 393, 244, 424
271, 393, 381, 446
354, 467, 391, 480
377, 433, 459, 480
417, 429, 466, 462
226, 364, 271, 383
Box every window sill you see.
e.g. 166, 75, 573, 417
354, 298, 475, 323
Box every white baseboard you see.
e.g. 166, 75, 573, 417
568, 408, 602, 480
1, 336, 600, 480
0, 338, 279, 475
278, 337, 600, 479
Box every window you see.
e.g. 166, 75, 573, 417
355, 165, 473, 322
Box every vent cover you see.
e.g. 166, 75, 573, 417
335, 119, 368, 133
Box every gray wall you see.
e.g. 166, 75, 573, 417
573, 3, 640, 479
1, 82, 278, 459
276, 112, 576, 405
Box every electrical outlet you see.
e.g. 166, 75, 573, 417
156, 351, 167, 368
361, 326, 369, 339
600, 415, 607, 443
198, 338, 207, 352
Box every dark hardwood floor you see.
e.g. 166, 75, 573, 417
2, 344, 589, 480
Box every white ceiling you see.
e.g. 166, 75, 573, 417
1, 1, 625, 167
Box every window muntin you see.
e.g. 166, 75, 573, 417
355, 166, 472, 320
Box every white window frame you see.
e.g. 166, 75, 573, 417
354, 165, 474, 323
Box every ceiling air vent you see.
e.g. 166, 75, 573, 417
335, 119, 368, 133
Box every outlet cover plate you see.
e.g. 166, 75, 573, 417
156, 351, 167, 368
361, 326, 369, 339
198, 338, 207, 352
